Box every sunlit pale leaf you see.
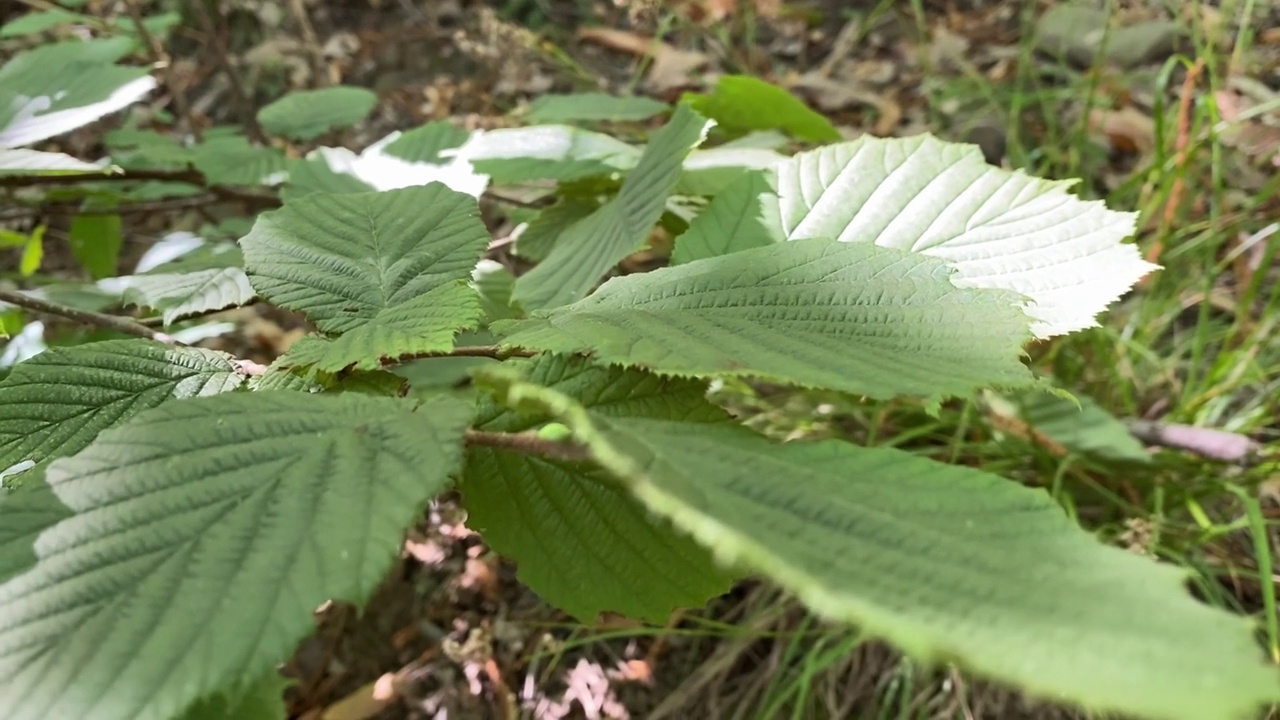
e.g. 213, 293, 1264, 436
115, 268, 256, 326
0, 52, 154, 149
775, 134, 1157, 337
455, 125, 641, 184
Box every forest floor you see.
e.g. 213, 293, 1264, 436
9, 0, 1280, 718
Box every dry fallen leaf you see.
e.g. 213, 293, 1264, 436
576, 27, 710, 93
789, 71, 883, 114
1216, 87, 1280, 167
1088, 106, 1157, 155
873, 92, 904, 136
459, 555, 499, 601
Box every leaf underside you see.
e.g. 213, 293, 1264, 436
119, 267, 256, 325
774, 134, 1156, 337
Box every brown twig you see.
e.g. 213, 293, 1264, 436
0, 193, 227, 222
0, 288, 176, 343
464, 429, 592, 463
0, 168, 280, 210
0, 167, 197, 188
124, 0, 202, 142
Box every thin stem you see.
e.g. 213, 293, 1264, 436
0, 288, 176, 344
452, 345, 535, 359
0, 168, 202, 188
0, 194, 227, 222
464, 429, 592, 463
395, 345, 537, 362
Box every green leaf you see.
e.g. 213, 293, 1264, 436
682, 75, 840, 143
676, 146, 787, 196
0, 339, 245, 472
0, 9, 93, 38
512, 105, 712, 309
19, 225, 44, 276
0, 310, 21, 338
0, 38, 134, 82
192, 135, 288, 186
463, 355, 737, 621
459, 125, 641, 184
527, 93, 669, 123
671, 170, 782, 264
68, 210, 123, 279
240, 184, 489, 370
0, 228, 26, 248
775, 134, 1158, 338
0, 56, 154, 148
512, 196, 602, 262
719, 129, 790, 150
256, 86, 378, 140
0, 391, 473, 720
382, 120, 470, 163
105, 128, 193, 171
248, 357, 320, 393
115, 11, 182, 41
472, 259, 521, 322
116, 268, 257, 326
475, 371, 1280, 720
992, 388, 1152, 464
0, 340, 244, 584
283, 153, 377, 198
0, 474, 72, 584
175, 672, 289, 720
330, 369, 408, 397
392, 331, 498, 393
498, 239, 1034, 400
